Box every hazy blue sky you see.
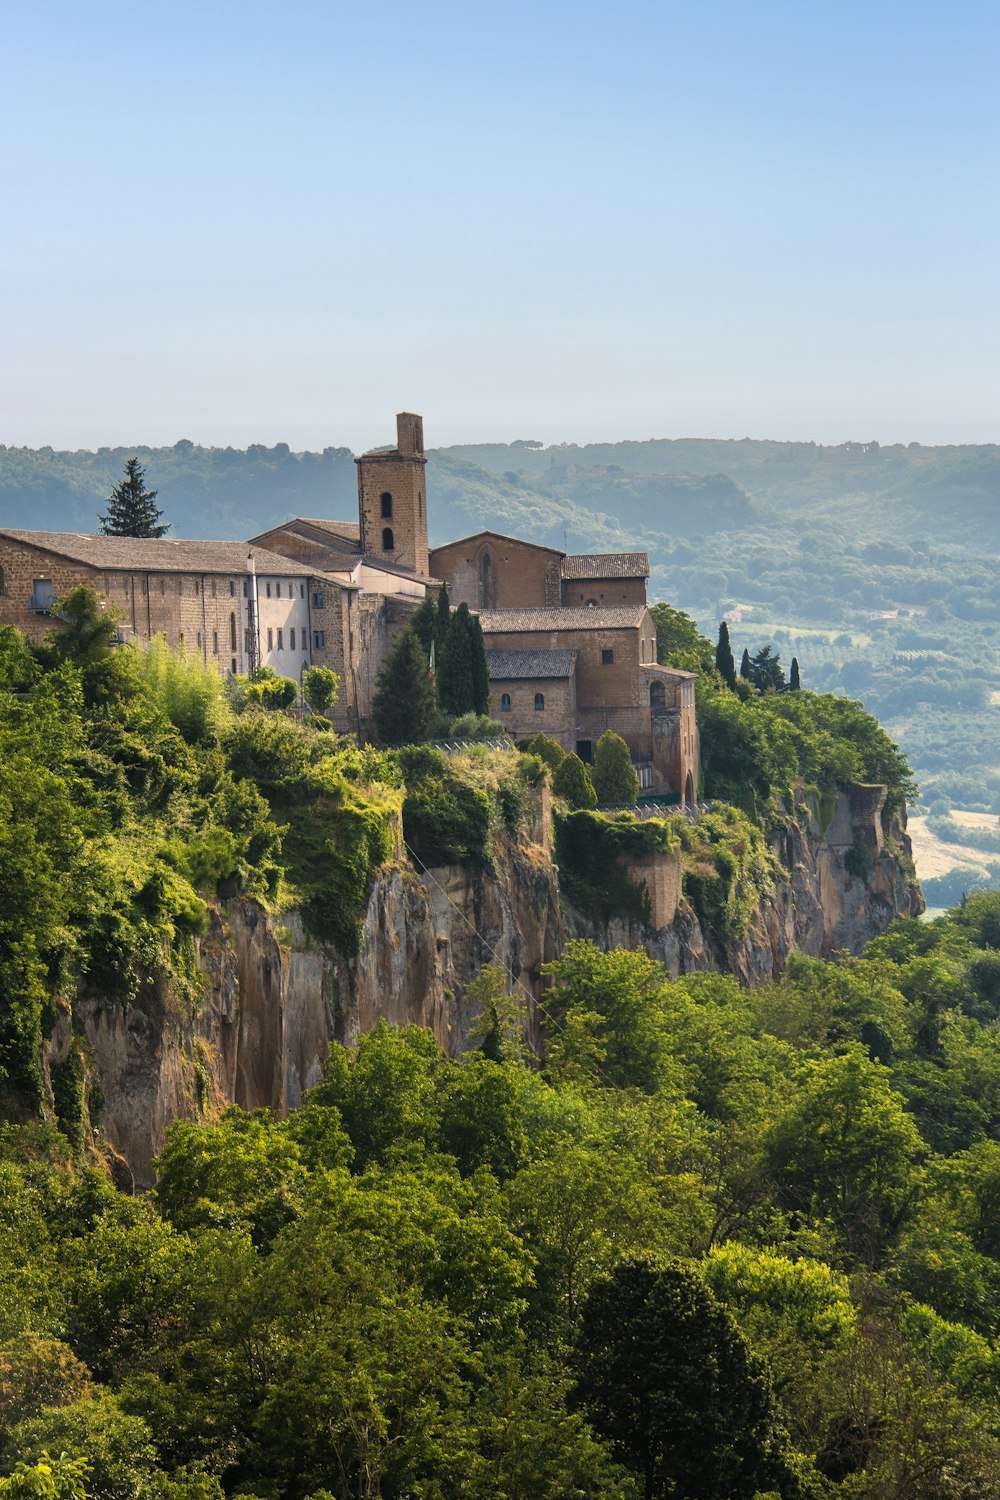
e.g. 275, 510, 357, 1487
3, 1, 997, 450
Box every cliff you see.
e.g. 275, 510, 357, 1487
57, 786, 921, 1187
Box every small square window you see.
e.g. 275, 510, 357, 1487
314, 630, 325, 649
602, 649, 614, 665
312, 592, 325, 609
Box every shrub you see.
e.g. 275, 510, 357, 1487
552, 753, 597, 809
592, 731, 639, 806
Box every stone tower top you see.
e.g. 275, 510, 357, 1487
396, 412, 424, 457
356, 411, 429, 576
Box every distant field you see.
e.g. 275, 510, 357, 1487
908, 815, 994, 882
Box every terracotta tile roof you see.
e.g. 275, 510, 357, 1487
486, 648, 577, 680
430, 530, 565, 557
477, 606, 647, 633
561, 552, 649, 580
0, 529, 318, 577
288, 517, 362, 543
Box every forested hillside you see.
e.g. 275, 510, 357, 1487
3, 434, 998, 899
4, 597, 1000, 1498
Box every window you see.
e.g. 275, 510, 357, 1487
287, 581, 294, 596
500, 693, 512, 712
277, 628, 283, 650
312, 592, 325, 609
534, 692, 545, 711
290, 628, 296, 650
650, 681, 665, 708
641, 639, 646, 661
231, 657, 237, 674
230, 613, 237, 651
212, 630, 218, 654
382, 527, 394, 551
418, 492, 423, 519
300, 583, 305, 599
303, 634, 308, 652
266, 581, 272, 598
314, 630, 325, 649
230, 579, 235, 596
161, 578, 166, 594
140, 578, 147, 595
194, 579, 199, 595
243, 581, 247, 597
381, 492, 393, 518
267, 627, 274, 650
211, 579, 217, 597
602, 648, 614, 665
0, 565, 6, 595
196, 631, 202, 648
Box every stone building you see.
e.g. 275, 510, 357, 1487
0, 529, 324, 681
428, 530, 650, 611
479, 606, 698, 804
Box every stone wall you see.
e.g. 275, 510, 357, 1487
430, 534, 564, 610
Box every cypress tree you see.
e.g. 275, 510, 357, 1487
439, 601, 489, 716
592, 730, 639, 806
715, 621, 737, 690
99, 457, 167, 537
410, 593, 437, 659
372, 628, 436, 745
434, 583, 451, 660
740, 647, 752, 680
789, 656, 801, 691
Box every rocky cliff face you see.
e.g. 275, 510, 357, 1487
63, 786, 921, 1186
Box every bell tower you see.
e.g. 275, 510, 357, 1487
356, 412, 429, 575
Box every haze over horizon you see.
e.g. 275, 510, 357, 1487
4, 1, 997, 452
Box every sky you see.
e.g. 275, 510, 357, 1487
2, 1, 998, 451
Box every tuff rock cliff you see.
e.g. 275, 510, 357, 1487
57, 785, 921, 1186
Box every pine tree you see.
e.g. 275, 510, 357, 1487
592, 730, 639, 806
438, 602, 489, 716
749, 644, 785, 693
789, 656, 801, 691
99, 457, 167, 537
715, 621, 737, 690
552, 752, 598, 809
372, 629, 436, 745
740, 647, 752, 680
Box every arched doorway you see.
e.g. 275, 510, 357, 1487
684, 771, 695, 808
649, 680, 666, 709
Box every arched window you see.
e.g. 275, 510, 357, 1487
534, 692, 545, 711
381, 492, 393, 518
500, 692, 511, 712
230, 612, 237, 652
479, 551, 494, 607
382, 527, 394, 551
649, 680, 666, 708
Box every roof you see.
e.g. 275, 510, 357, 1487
288, 517, 362, 543
0, 529, 319, 577
476, 606, 648, 633
561, 552, 649, 580
429, 530, 565, 558
486, 648, 577, 680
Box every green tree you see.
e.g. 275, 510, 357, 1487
552, 753, 597, 809
0, 1456, 91, 1500
592, 731, 639, 806
748, 643, 786, 693
573, 1259, 796, 1500
372, 628, 436, 745
789, 656, 801, 691
302, 665, 339, 715
767, 1048, 924, 1264
438, 602, 489, 717
13, 1393, 157, 1500
740, 646, 751, 680
434, 582, 451, 659
715, 621, 737, 690
649, 603, 713, 673
409, 593, 438, 660
99, 458, 167, 538
526, 732, 565, 771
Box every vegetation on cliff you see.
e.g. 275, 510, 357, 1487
5, 903, 1000, 1496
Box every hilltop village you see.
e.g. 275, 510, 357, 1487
0, 412, 698, 804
